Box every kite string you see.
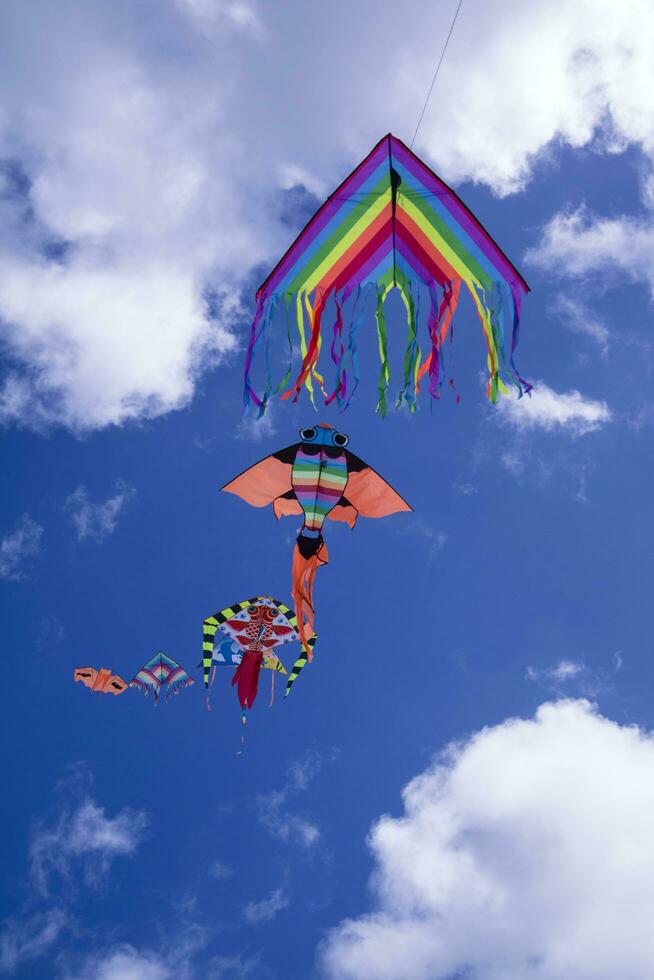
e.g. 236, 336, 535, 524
410, 0, 464, 149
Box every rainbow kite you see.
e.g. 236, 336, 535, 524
244, 133, 530, 416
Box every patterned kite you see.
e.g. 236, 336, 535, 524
222, 424, 411, 648
243, 133, 530, 416
74, 667, 128, 696
129, 652, 194, 706
201, 595, 315, 712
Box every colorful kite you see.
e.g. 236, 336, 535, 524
201, 595, 315, 712
129, 652, 194, 705
222, 424, 411, 647
243, 133, 530, 416
74, 667, 128, 695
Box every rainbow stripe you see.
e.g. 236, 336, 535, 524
244, 133, 530, 415
130, 652, 194, 705
291, 448, 349, 532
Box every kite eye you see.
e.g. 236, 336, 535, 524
333, 431, 349, 447
247, 605, 258, 614
300, 427, 317, 442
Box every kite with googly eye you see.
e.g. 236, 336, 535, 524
221, 424, 411, 652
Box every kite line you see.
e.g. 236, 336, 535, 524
410, 0, 464, 148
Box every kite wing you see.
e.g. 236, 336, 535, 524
244, 133, 530, 416
222, 445, 298, 508
340, 452, 412, 518
130, 652, 194, 705
74, 667, 128, 695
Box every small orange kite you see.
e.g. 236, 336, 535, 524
74, 667, 128, 696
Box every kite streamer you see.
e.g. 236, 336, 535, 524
244, 133, 530, 415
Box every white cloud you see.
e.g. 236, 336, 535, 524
0, 908, 67, 975
68, 947, 172, 980
30, 798, 147, 897
496, 381, 611, 435
65, 480, 135, 542
526, 659, 586, 685
399, 0, 654, 195
526, 208, 654, 298
235, 404, 277, 443
175, 0, 261, 35
209, 860, 233, 881
0, 514, 43, 580
257, 751, 321, 848
1, 1, 653, 432
551, 294, 610, 355
60, 925, 211, 980
402, 518, 447, 560
453, 481, 478, 496
243, 887, 289, 924
320, 700, 654, 980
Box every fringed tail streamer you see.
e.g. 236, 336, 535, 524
232, 651, 263, 710
291, 536, 328, 655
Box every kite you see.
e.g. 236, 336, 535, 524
201, 595, 316, 712
74, 667, 128, 695
222, 424, 411, 648
129, 652, 194, 705
243, 132, 530, 417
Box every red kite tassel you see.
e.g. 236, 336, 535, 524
291, 538, 328, 657
232, 651, 263, 710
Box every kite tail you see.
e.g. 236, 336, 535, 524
374, 286, 391, 417
396, 280, 421, 412
285, 633, 317, 698
417, 280, 461, 399
292, 534, 328, 654
232, 651, 264, 710
282, 287, 328, 406
243, 294, 268, 414
235, 710, 247, 756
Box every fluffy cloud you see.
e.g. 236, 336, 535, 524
66, 946, 174, 980
1, 0, 654, 431
30, 798, 147, 897
0, 513, 43, 580
496, 381, 611, 434
65, 480, 135, 542
526, 209, 654, 298
66, 943, 259, 980
320, 700, 654, 980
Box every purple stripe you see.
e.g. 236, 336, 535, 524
260, 139, 389, 300
391, 137, 526, 291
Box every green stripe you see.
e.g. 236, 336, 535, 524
285, 174, 389, 295
399, 190, 492, 292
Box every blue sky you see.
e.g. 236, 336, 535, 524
3, 2, 654, 978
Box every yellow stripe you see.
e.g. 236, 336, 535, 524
400, 196, 499, 373
301, 191, 391, 296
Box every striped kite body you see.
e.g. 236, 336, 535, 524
244, 133, 530, 415
291, 446, 349, 533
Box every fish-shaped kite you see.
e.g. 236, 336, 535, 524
74, 667, 128, 695
222, 424, 411, 648
201, 595, 315, 712
243, 133, 530, 417
129, 652, 194, 705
